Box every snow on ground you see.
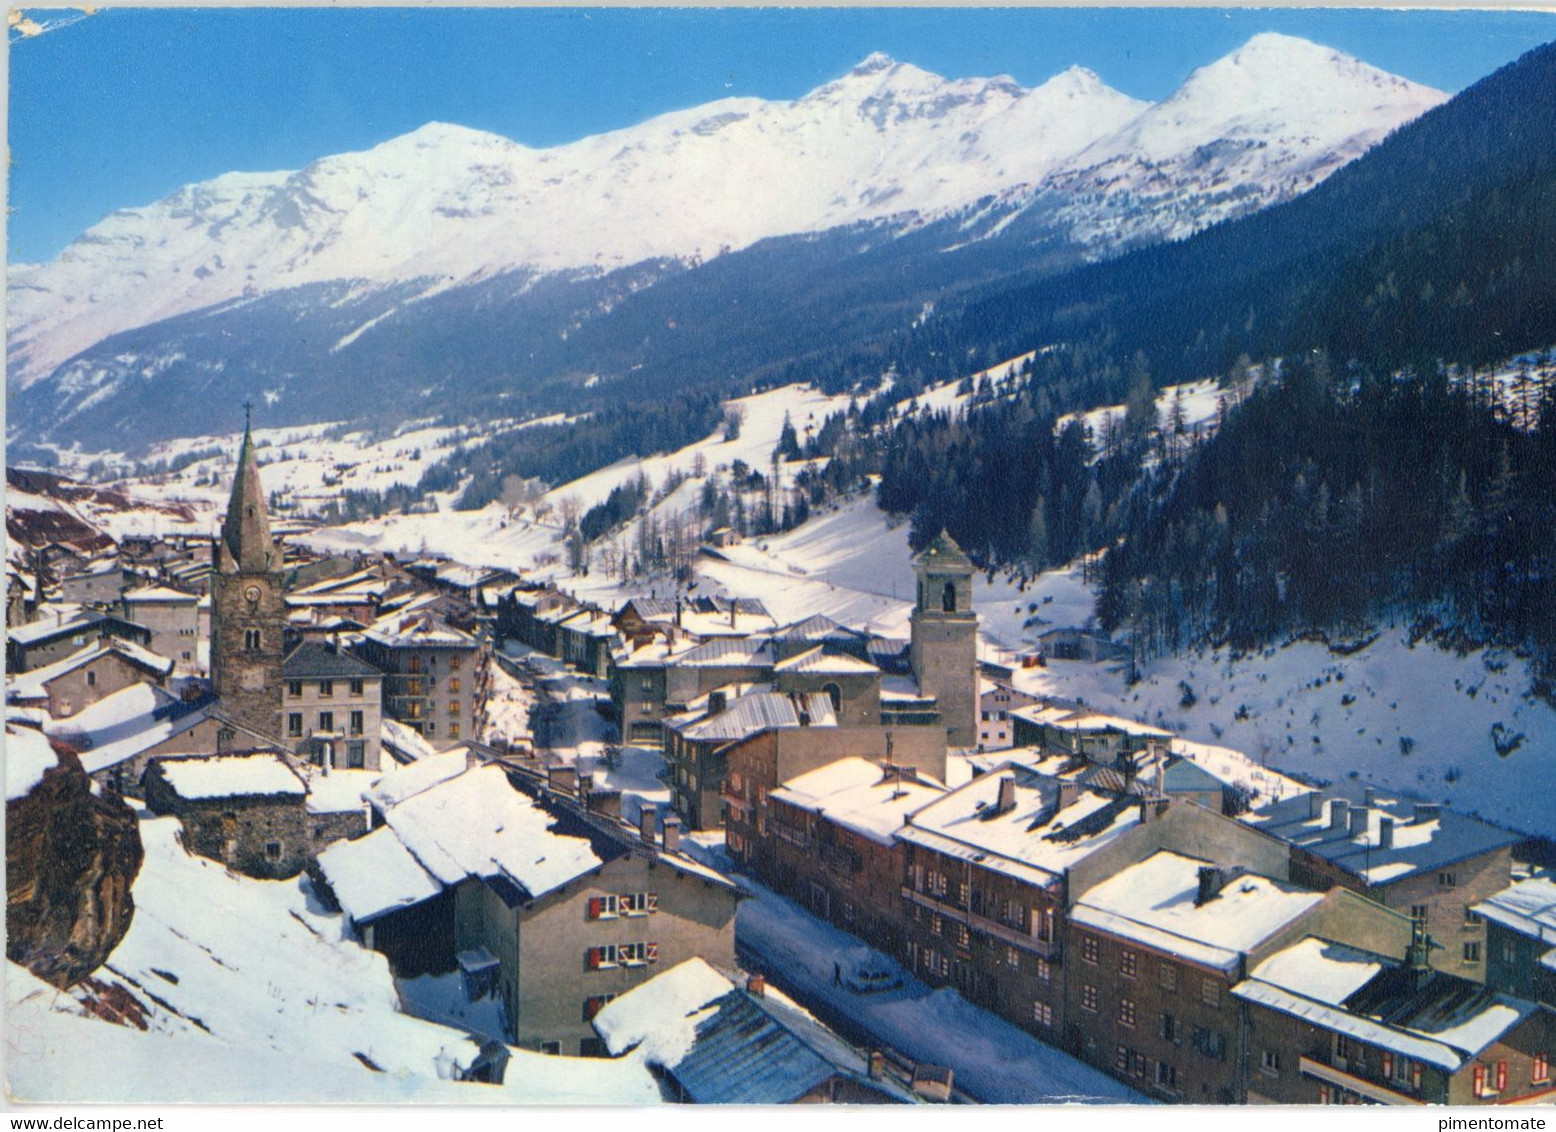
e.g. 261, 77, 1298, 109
1057, 377, 1224, 449
5, 725, 59, 800
731, 873, 1145, 1104
481, 658, 535, 749
1007, 630, 1556, 840
5, 807, 660, 1104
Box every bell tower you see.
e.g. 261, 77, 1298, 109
909, 530, 978, 748
209, 408, 286, 741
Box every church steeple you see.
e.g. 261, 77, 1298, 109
218, 411, 277, 575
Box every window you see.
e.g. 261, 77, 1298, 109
318, 711, 334, 733
287, 713, 303, 737
450, 654, 462, 670
449, 677, 462, 694
1119, 948, 1138, 978
955, 923, 971, 949
588, 895, 620, 920
582, 994, 616, 1022
426, 722, 436, 736
407, 678, 423, 696
1032, 1001, 1052, 1028
265, 841, 282, 860
1504, 939, 1519, 964
349, 710, 364, 736
1155, 1061, 1178, 1091
1081, 984, 1099, 1013
346, 741, 365, 769
1081, 935, 1099, 965
620, 893, 658, 917
1192, 1027, 1226, 1061
1533, 1053, 1549, 1085
1006, 946, 1021, 969
1034, 958, 1051, 983
1200, 977, 1221, 1008
1410, 904, 1429, 921
1159, 1013, 1181, 1044
244, 629, 261, 651
1159, 962, 1178, 992
587, 944, 619, 969
929, 914, 943, 936
1438, 871, 1458, 888
540, 1041, 561, 1056
409, 656, 421, 674
1463, 941, 1482, 963
350, 678, 364, 696
86, 670, 96, 687
1118, 998, 1136, 1029
1262, 1049, 1282, 1075
319, 679, 333, 698
1115, 1045, 1130, 1073
1463, 905, 1483, 926
448, 701, 462, 716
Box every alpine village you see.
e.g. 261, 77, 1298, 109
7, 17, 1556, 1112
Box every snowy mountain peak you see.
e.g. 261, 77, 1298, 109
851, 50, 897, 75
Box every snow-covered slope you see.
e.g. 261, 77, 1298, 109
6, 809, 661, 1103
10, 35, 1440, 390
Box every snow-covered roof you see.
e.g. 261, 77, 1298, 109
896, 764, 1141, 887
42, 682, 227, 775
593, 957, 735, 1060
675, 636, 776, 668
1232, 978, 1465, 1071
364, 611, 477, 649
772, 646, 879, 677
8, 611, 98, 646
1010, 703, 1172, 739
367, 751, 470, 810
674, 690, 835, 744
7, 637, 174, 701
1247, 936, 1388, 1006
383, 765, 604, 897
156, 754, 308, 801
6, 726, 59, 800
282, 641, 382, 680
121, 585, 198, 604
381, 716, 439, 763
1472, 876, 1556, 945
1071, 851, 1324, 973
1246, 792, 1522, 886
770, 757, 945, 846
315, 826, 443, 925
301, 768, 380, 815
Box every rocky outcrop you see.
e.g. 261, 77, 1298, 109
6, 738, 143, 988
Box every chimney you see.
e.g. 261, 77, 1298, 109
708, 690, 727, 716
746, 974, 765, 998
1308, 792, 1323, 819
675, 596, 683, 628
639, 803, 658, 846
1378, 816, 1395, 849
1329, 798, 1350, 831
587, 789, 623, 820
578, 772, 594, 796
1196, 866, 1224, 907
868, 1051, 885, 1081
1363, 787, 1376, 807
1349, 806, 1368, 838
662, 813, 682, 853
547, 764, 579, 796
1057, 780, 1079, 811
995, 775, 1017, 816
1413, 802, 1441, 824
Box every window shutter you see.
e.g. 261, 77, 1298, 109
1473, 1065, 1486, 1097
647, 942, 659, 962
1411, 1063, 1421, 1091
646, 894, 658, 913
587, 947, 602, 970
1382, 1052, 1393, 1079
1496, 1062, 1507, 1092
587, 897, 602, 920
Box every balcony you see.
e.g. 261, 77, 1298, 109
900, 886, 1060, 958
1299, 1058, 1425, 1106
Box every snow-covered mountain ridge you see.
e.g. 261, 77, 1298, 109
9, 33, 1443, 390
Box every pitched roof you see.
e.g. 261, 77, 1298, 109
912, 529, 973, 572
675, 690, 836, 744
315, 826, 442, 925
772, 646, 879, 677
770, 757, 944, 846
1472, 876, 1556, 944
121, 585, 198, 605
218, 422, 278, 574
7, 637, 174, 700
154, 753, 307, 801
1071, 851, 1323, 972
282, 641, 382, 680
1246, 792, 1522, 886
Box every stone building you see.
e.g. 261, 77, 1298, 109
354, 609, 487, 749
7, 612, 153, 674
314, 763, 741, 1055
120, 585, 202, 673
282, 641, 384, 771
143, 753, 309, 878
1236, 933, 1555, 1104
7, 637, 173, 720
907, 531, 979, 748
209, 420, 288, 742
1245, 791, 1521, 982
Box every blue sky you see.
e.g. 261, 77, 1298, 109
9, 7, 1554, 264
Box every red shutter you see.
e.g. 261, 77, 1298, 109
1382, 1052, 1393, 1079
587, 897, 602, 920
646, 894, 659, 914
1411, 1062, 1422, 1091
1473, 1065, 1486, 1097
647, 942, 659, 962
1497, 1062, 1507, 1092
587, 947, 601, 970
